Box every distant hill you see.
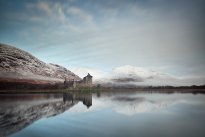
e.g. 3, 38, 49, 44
0, 43, 81, 89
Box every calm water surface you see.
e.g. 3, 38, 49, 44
0, 91, 205, 137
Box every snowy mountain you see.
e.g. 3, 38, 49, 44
0, 43, 81, 89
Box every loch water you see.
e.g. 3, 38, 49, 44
0, 91, 205, 137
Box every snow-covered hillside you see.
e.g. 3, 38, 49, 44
0, 43, 81, 82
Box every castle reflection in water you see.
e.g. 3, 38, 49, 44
0, 92, 92, 137
63, 92, 92, 108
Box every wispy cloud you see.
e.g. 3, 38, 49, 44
36, 1, 53, 16
25, 1, 67, 23
67, 6, 93, 22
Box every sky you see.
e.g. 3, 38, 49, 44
0, 0, 205, 86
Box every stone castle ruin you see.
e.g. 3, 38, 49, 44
82, 73, 93, 86
64, 73, 93, 88
64, 78, 76, 88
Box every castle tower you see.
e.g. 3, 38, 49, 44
83, 73, 93, 86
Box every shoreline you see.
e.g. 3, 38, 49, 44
0, 88, 205, 94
